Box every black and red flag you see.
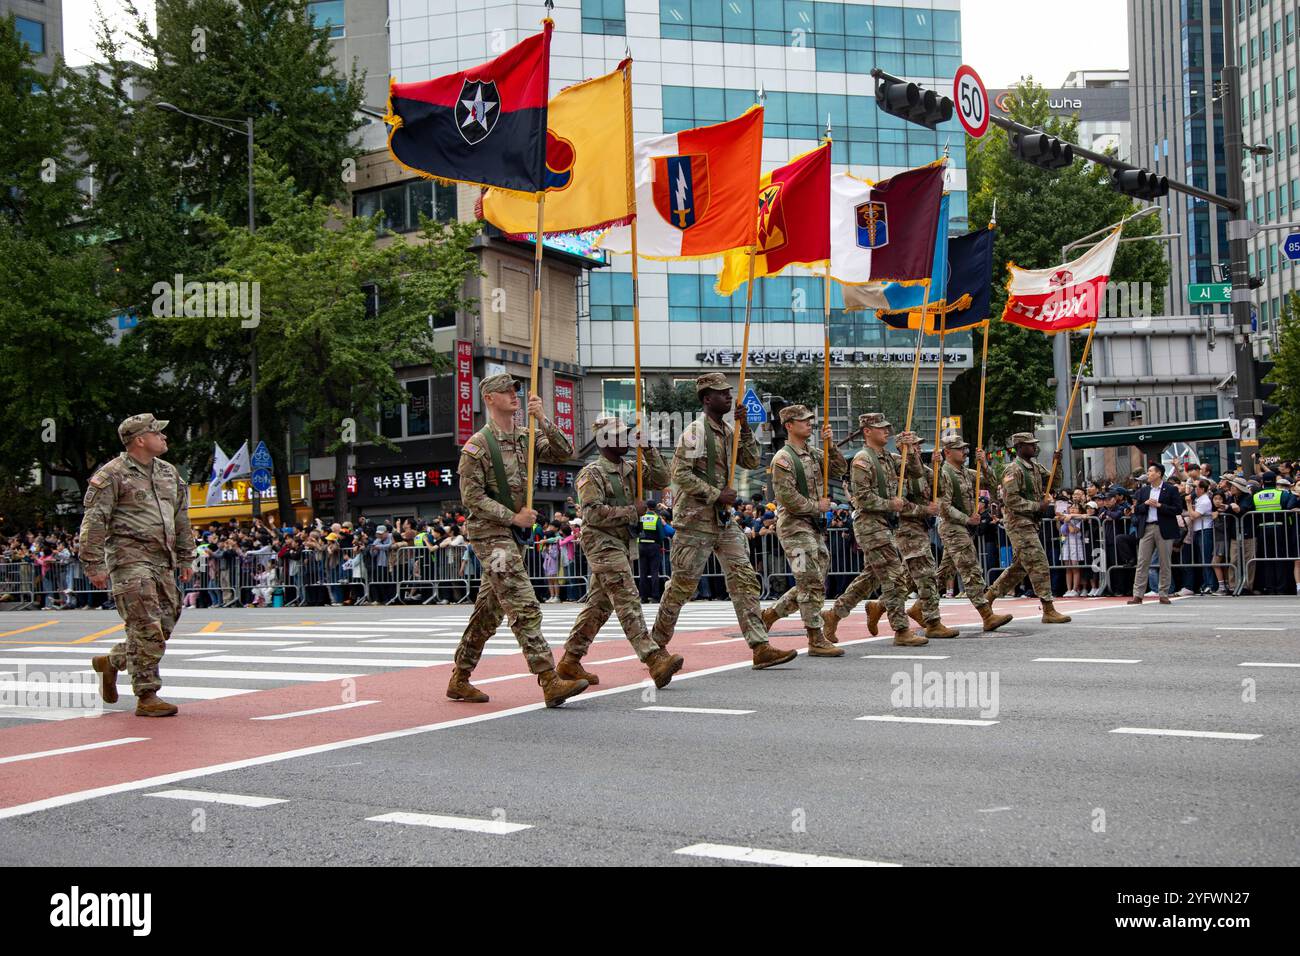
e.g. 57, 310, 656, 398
385, 21, 552, 195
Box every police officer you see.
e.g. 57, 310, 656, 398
81, 414, 195, 717
1251, 472, 1295, 593
446, 374, 589, 708
638, 504, 665, 603
934, 436, 1013, 632
760, 404, 848, 657
559, 417, 685, 688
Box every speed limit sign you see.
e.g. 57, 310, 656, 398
952, 65, 989, 138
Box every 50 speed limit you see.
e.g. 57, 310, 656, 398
952, 65, 989, 139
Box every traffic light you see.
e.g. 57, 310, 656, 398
768, 396, 789, 454
1111, 167, 1169, 200
1255, 359, 1280, 439
1009, 131, 1074, 170
873, 73, 953, 129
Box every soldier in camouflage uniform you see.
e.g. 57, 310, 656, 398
759, 405, 848, 657
893, 437, 961, 639
821, 413, 926, 647
986, 432, 1072, 624
81, 414, 195, 717
935, 436, 1013, 632
558, 417, 685, 689
650, 372, 798, 670
446, 373, 590, 708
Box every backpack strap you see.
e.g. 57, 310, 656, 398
481, 429, 517, 513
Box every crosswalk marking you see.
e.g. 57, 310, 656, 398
146, 789, 286, 808
639, 706, 754, 715
1034, 657, 1141, 664
252, 701, 381, 721
1110, 727, 1261, 741
0, 737, 148, 765
366, 811, 531, 834
855, 715, 998, 727
1238, 661, 1300, 668
674, 843, 899, 867
192, 655, 451, 668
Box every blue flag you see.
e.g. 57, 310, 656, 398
863, 223, 995, 333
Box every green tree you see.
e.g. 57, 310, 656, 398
950, 78, 1171, 450
751, 364, 824, 411
1263, 292, 1300, 458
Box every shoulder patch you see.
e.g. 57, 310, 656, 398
462, 440, 484, 459
89, 472, 108, 488
774, 455, 792, 471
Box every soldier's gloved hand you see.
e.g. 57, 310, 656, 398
717, 487, 738, 509
511, 507, 538, 528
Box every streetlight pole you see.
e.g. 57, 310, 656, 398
156, 103, 260, 515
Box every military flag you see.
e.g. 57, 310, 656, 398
385, 21, 552, 195
843, 192, 950, 320
829, 160, 945, 285
1001, 224, 1121, 332
714, 141, 831, 295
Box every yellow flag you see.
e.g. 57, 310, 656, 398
480, 61, 635, 236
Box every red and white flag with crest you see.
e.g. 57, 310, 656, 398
1001, 225, 1121, 333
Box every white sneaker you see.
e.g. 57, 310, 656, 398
1063, 590, 1078, 598
1177, 588, 1194, 597
1089, 586, 1104, 597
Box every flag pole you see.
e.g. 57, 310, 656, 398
525, 193, 546, 511
624, 57, 644, 500
931, 307, 946, 499
897, 278, 932, 496
1046, 320, 1096, 495
822, 115, 833, 496
973, 319, 991, 501
728, 249, 758, 488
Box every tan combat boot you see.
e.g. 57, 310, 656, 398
866, 600, 886, 636
893, 627, 929, 647
978, 604, 1014, 632
91, 655, 118, 704
1040, 601, 1072, 624
752, 642, 799, 669
645, 648, 685, 689
820, 608, 841, 643
446, 666, 490, 703
760, 606, 782, 631
556, 651, 600, 686
906, 600, 926, 628
807, 627, 844, 658
924, 618, 960, 639
135, 691, 178, 717
537, 669, 589, 708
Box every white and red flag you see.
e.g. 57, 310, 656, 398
1001, 225, 1121, 333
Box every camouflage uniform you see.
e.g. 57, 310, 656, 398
564, 427, 670, 662
765, 407, 848, 632
988, 438, 1055, 602
936, 441, 992, 609
79, 415, 194, 696
894, 447, 942, 623
828, 415, 914, 632
650, 374, 769, 650
454, 378, 573, 675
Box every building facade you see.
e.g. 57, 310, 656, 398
1, 0, 61, 73
309, 0, 392, 112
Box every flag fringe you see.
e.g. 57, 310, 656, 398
714, 257, 830, 297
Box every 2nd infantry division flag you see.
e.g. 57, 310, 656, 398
385, 21, 551, 194
1002, 224, 1121, 333
598, 107, 764, 260
829, 161, 946, 285
715, 141, 830, 295
480, 60, 635, 236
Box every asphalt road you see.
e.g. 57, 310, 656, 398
0, 595, 1296, 866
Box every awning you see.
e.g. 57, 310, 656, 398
1067, 419, 1235, 450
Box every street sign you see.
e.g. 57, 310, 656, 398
1283, 232, 1300, 260
1187, 282, 1231, 303
741, 388, 767, 425
251, 468, 272, 493
952, 65, 989, 139
940, 415, 962, 437
251, 440, 273, 470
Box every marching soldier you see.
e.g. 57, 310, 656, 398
821, 413, 926, 647
558, 417, 685, 689
650, 373, 798, 670
759, 405, 848, 657
935, 436, 1013, 632
985, 432, 1072, 624
81, 414, 195, 717
446, 374, 591, 708
894, 439, 961, 639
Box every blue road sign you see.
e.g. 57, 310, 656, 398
251, 441, 273, 470
251, 468, 272, 493
741, 387, 767, 425
1283, 233, 1300, 261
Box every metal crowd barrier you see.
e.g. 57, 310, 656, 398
0, 561, 38, 609
1240, 510, 1300, 595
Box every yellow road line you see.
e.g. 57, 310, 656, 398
0, 621, 57, 639
73, 623, 125, 644
199, 621, 223, 633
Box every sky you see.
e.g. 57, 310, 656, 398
63, 0, 1131, 85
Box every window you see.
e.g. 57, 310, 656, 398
405, 380, 431, 436
602, 379, 638, 419
581, 0, 625, 36
307, 1, 344, 39
14, 17, 45, 53
353, 180, 456, 233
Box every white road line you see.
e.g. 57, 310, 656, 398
252, 700, 381, 721
1110, 727, 1261, 740
270, 645, 456, 655
0, 680, 246, 701
4, 647, 215, 656
0, 707, 107, 722
1238, 662, 1300, 668
855, 715, 999, 727
639, 706, 754, 715
192, 655, 449, 668
1218, 627, 1286, 631
861, 654, 950, 660
472, 673, 535, 685
0, 737, 148, 765
1034, 657, 1141, 664
152, 669, 364, 682
675, 843, 899, 867
145, 789, 287, 808
366, 811, 531, 834
695, 638, 745, 645
167, 639, 306, 646
587, 654, 640, 666
1084, 626, 1144, 630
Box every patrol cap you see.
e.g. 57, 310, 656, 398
1009, 432, 1039, 446
941, 436, 969, 451
118, 413, 168, 445
592, 415, 633, 445
859, 412, 892, 430
778, 404, 816, 425
479, 373, 521, 398
695, 371, 730, 395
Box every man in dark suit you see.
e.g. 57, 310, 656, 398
1127, 463, 1185, 604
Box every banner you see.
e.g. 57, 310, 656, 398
205, 441, 250, 507
1001, 225, 1121, 333
455, 340, 474, 445
553, 377, 576, 448
829, 161, 945, 285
